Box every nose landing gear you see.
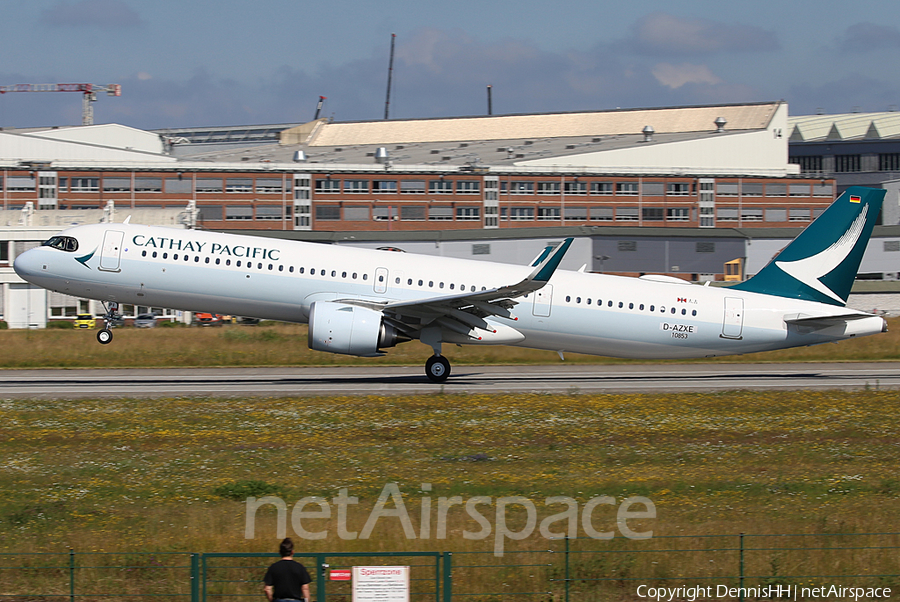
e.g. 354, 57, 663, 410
97, 301, 119, 345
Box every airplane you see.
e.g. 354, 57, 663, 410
13, 186, 887, 383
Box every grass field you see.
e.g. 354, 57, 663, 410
1, 317, 899, 368
0, 390, 898, 598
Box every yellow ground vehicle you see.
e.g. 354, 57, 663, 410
724, 258, 744, 282
73, 314, 96, 329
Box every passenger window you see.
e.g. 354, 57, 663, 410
153, 252, 158, 258
692, 310, 697, 316
269, 264, 274, 270
618, 302, 623, 308
195, 256, 200, 263
142, 250, 147, 257
258, 263, 263, 269
650, 305, 655, 312
353, 273, 357, 279
394, 277, 399, 284
363, 274, 368, 280
236, 260, 242, 267
418, 279, 423, 286
566, 296, 571, 302
576, 297, 581, 304
639, 304, 644, 310
343, 271, 347, 278
226, 259, 231, 266
439, 282, 444, 289
163, 253, 168, 259
587, 298, 591, 305
174, 254, 179, 260
429, 281, 433, 287
608, 300, 612, 307
450, 284, 455, 290
288, 266, 293, 272
205, 257, 210, 264
332, 270, 337, 277
671, 307, 676, 314
682, 308, 686, 315
379, 275, 384, 282
629, 303, 633, 309
299, 267, 304, 274
278, 265, 283, 272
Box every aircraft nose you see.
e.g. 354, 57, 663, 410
13, 248, 44, 282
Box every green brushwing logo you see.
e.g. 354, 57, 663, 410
75, 248, 96, 268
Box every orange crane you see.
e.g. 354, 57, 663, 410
0, 83, 121, 126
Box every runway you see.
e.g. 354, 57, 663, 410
1, 362, 899, 398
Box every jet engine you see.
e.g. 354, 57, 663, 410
308, 301, 406, 357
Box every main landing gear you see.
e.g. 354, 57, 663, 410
425, 355, 451, 383
97, 301, 119, 345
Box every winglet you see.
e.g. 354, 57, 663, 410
530, 245, 554, 267
528, 238, 573, 283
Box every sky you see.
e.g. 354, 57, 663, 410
2, 0, 900, 130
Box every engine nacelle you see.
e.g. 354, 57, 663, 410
308, 301, 404, 357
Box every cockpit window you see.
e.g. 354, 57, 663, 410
42, 236, 79, 252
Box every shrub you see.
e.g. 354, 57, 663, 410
0, 320, 7, 330
47, 320, 75, 329
158, 320, 184, 328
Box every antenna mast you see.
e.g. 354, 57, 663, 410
384, 33, 396, 120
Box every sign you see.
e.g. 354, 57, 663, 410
330, 569, 352, 581
352, 566, 409, 602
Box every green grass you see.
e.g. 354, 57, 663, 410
0, 390, 898, 596
1, 318, 899, 369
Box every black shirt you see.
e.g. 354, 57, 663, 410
264, 559, 312, 601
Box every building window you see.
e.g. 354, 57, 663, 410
197, 206, 223, 221
344, 180, 369, 194
766, 183, 787, 197
667, 207, 691, 221
315, 205, 341, 221
225, 178, 253, 192
196, 178, 223, 193
256, 206, 283, 220
134, 177, 162, 192
256, 178, 286, 193
790, 155, 823, 173
536, 182, 560, 195
590, 207, 613, 220
789, 208, 811, 222
429, 206, 453, 220
615, 183, 639, 196
591, 182, 613, 195
456, 180, 480, 194
643, 182, 664, 196
400, 205, 426, 220
884, 240, 900, 252
812, 183, 833, 197
716, 208, 739, 221
165, 177, 192, 194
880, 154, 900, 172
400, 180, 426, 194
618, 241, 637, 252
509, 181, 534, 195
509, 207, 534, 220
70, 177, 99, 192
225, 206, 253, 220
615, 207, 639, 221
666, 183, 691, 196
472, 244, 491, 255
564, 206, 588, 220
642, 207, 664, 221
7, 176, 35, 191
741, 183, 763, 196
788, 184, 810, 197
765, 208, 787, 222
456, 207, 481, 221
343, 206, 369, 221
429, 180, 453, 194
717, 182, 739, 196
834, 155, 861, 173
316, 179, 341, 193
538, 207, 560, 220
373, 180, 398, 193
564, 181, 587, 195
696, 242, 715, 253
742, 208, 763, 221
103, 177, 131, 192
373, 207, 398, 221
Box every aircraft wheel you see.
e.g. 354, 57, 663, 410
97, 328, 113, 345
425, 355, 451, 383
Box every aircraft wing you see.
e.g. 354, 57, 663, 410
337, 238, 573, 339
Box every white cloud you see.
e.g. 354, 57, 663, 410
652, 63, 722, 89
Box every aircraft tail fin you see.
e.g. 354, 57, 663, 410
731, 186, 884, 306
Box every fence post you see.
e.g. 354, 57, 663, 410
442, 552, 452, 602
564, 537, 570, 602
317, 554, 327, 602
69, 549, 75, 602
190, 554, 199, 602
434, 554, 440, 602
739, 534, 745, 602
201, 554, 207, 602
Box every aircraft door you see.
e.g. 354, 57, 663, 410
99, 230, 125, 272
721, 297, 744, 339
532, 284, 553, 317
374, 267, 388, 294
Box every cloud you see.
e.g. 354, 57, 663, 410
837, 22, 900, 52
40, 0, 144, 29
788, 73, 900, 115
627, 12, 779, 56
652, 63, 722, 89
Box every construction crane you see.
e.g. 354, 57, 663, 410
0, 83, 121, 126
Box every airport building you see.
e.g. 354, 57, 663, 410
3, 100, 899, 327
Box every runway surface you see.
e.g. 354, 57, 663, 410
1, 362, 899, 398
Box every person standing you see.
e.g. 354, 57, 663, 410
263, 538, 312, 602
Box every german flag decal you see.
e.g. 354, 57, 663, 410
850, 195, 861, 203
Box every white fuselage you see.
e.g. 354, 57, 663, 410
14, 223, 886, 359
